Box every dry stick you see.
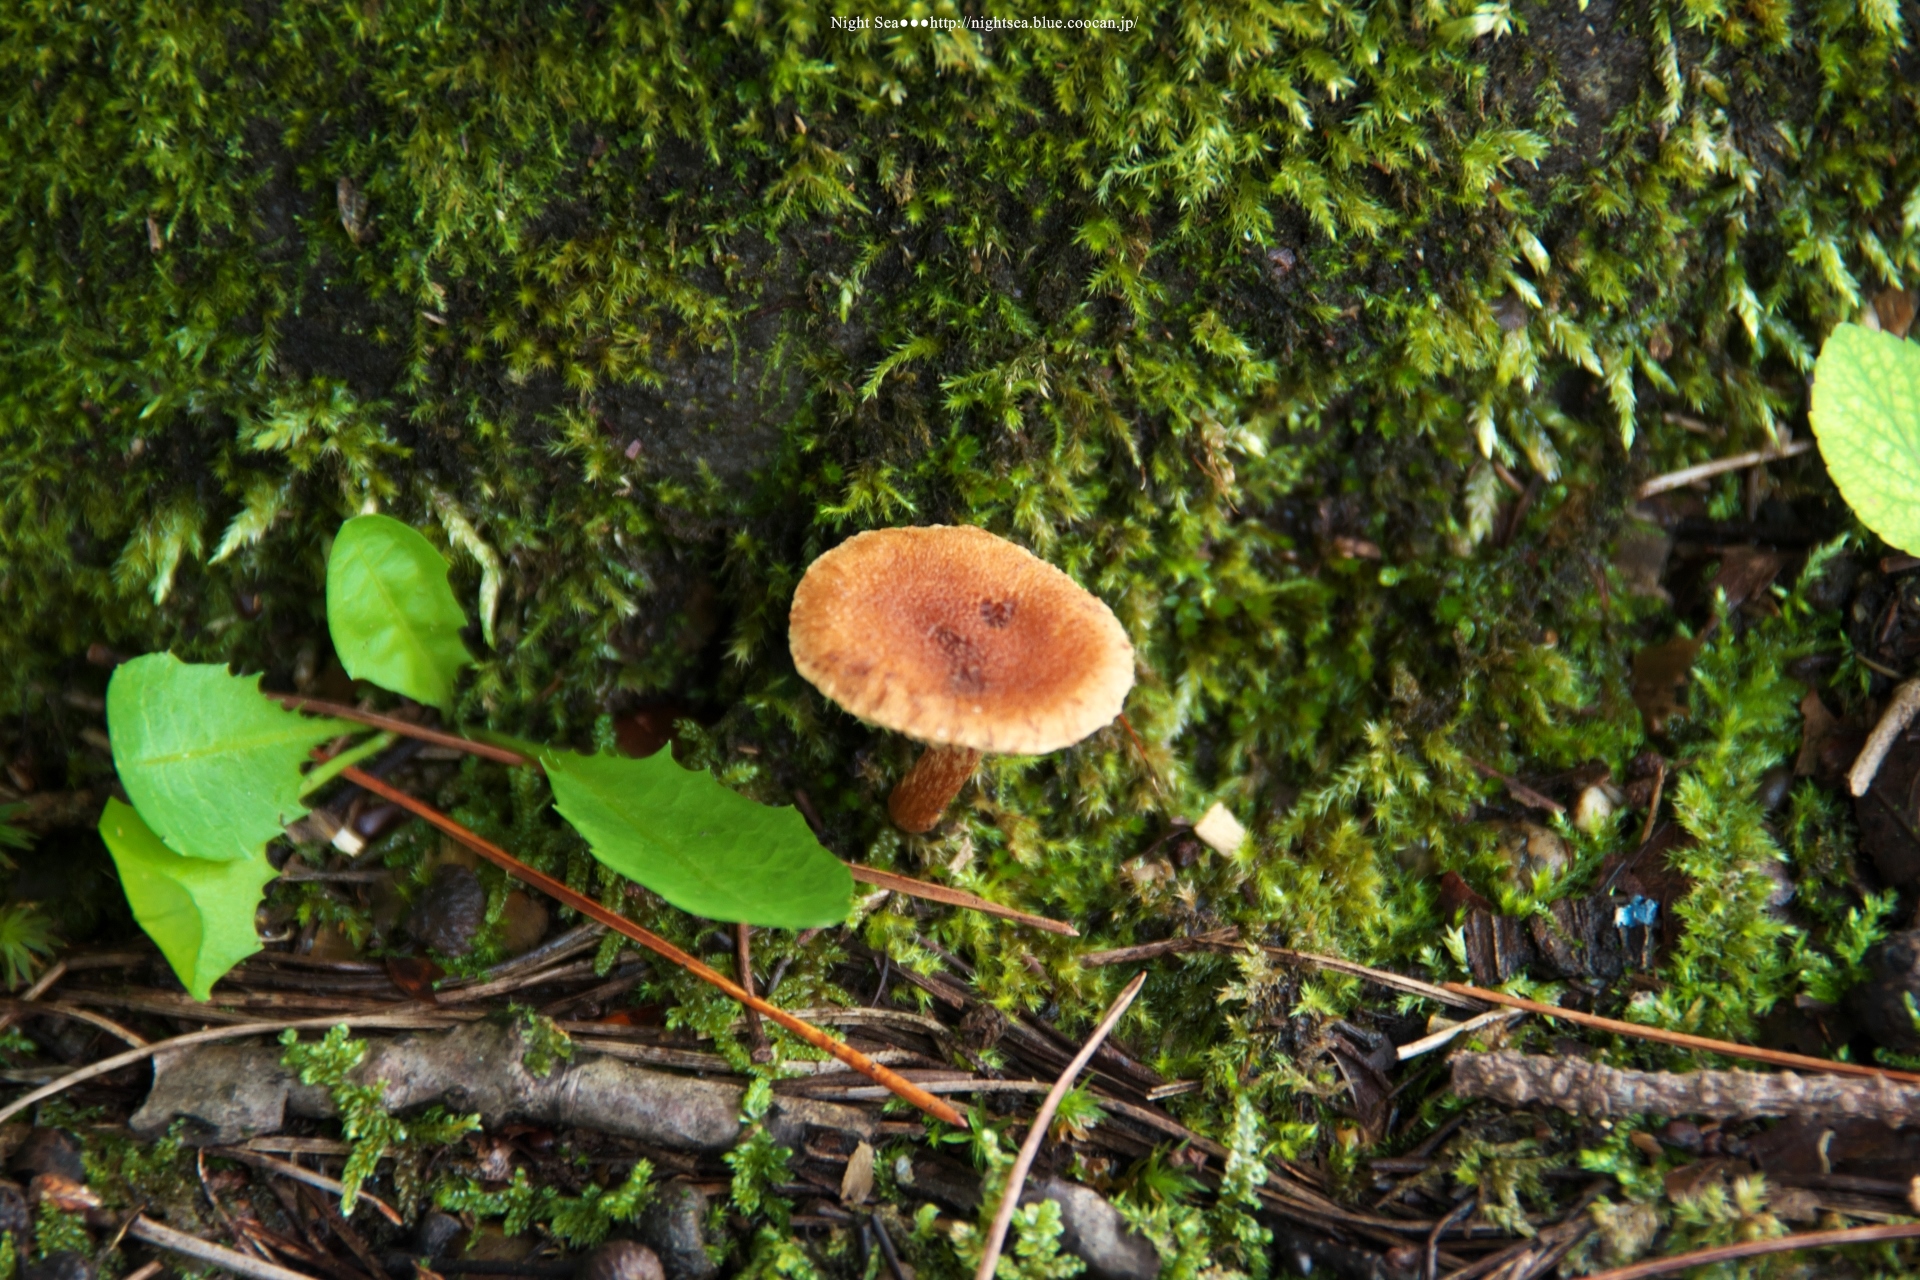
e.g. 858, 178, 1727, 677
1638, 759, 1666, 848
280, 696, 1074, 936
973, 972, 1149, 1280
1452, 1050, 1920, 1123
212, 1145, 404, 1226
1427, 1195, 1476, 1280
2, 998, 147, 1047
121, 1263, 163, 1280
0, 961, 69, 1037
1396, 1009, 1526, 1063
275, 694, 531, 765
199, 1148, 275, 1264
845, 865, 1078, 937
737, 923, 769, 1062
1081, 927, 1241, 966
340, 766, 967, 1128
1443, 983, 1920, 1085
0, 1012, 456, 1127
1850, 678, 1920, 797
1636, 438, 1813, 498
128, 1213, 326, 1280
1273, 948, 1487, 1012
1581, 1222, 1920, 1280
1466, 758, 1565, 816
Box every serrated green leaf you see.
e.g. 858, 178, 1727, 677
543, 750, 852, 929
1810, 324, 1920, 555
327, 514, 472, 710
108, 654, 356, 863
99, 798, 275, 1001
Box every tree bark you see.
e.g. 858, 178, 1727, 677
1452, 1051, 1920, 1123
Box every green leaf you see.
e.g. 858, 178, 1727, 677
327, 514, 472, 710
543, 750, 852, 928
98, 798, 275, 1001
108, 654, 356, 863
1810, 323, 1920, 555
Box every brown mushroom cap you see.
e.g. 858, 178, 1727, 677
789, 525, 1135, 755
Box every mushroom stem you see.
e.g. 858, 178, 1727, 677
888, 744, 983, 832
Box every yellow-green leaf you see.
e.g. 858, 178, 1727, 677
99, 798, 275, 1001
107, 654, 355, 862
327, 514, 472, 711
1811, 323, 1920, 555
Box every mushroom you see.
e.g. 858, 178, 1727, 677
788, 525, 1135, 832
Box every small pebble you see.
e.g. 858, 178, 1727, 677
1660, 1120, 1703, 1153
584, 1242, 665, 1280
414, 1209, 463, 1258
8, 1128, 84, 1184
21, 1255, 91, 1280
409, 864, 488, 956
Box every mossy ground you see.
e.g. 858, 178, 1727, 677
2, 0, 1920, 1273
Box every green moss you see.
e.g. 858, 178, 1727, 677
3, 0, 1918, 1266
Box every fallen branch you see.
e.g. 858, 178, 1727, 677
1850, 678, 1920, 797
127, 1213, 325, 1280
974, 972, 1148, 1280
342, 766, 967, 1128
135, 1020, 875, 1149
1453, 1050, 1920, 1123
1581, 1222, 1920, 1280
1444, 984, 1920, 1084
0, 1012, 456, 1126
1636, 438, 1813, 499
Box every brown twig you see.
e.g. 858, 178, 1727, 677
127, 1214, 319, 1280
1, 998, 147, 1047
738, 923, 769, 1062
1638, 759, 1665, 847
1427, 1195, 1475, 1280
1636, 438, 1814, 498
1270, 947, 1487, 1012
199, 1148, 274, 1262
1443, 984, 1920, 1084
1081, 927, 1240, 966
1851, 678, 1920, 797
846, 865, 1079, 936
973, 972, 1149, 1280
1466, 758, 1565, 816
341, 765, 967, 1128
211, 1145, 404, 1226
276, 695, 530, 765
1581, 1222, 1920, 1280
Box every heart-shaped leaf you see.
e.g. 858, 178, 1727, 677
99, 798, 276, 1001
543, 749, 852, 929
107, 653, 355, 863
1811, 323, 1920, 555
327, 514, 472, 711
